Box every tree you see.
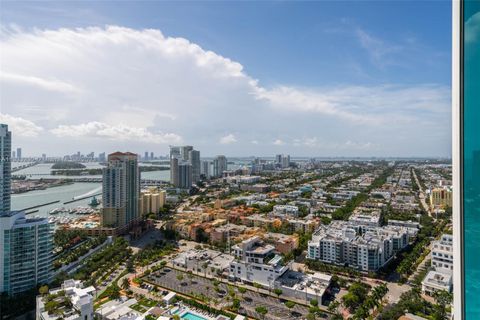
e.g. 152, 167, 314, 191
273, 288, 283, 298
328, 301, 340, 314
176, 273, 184, 282
121, 278, 130, 291
285, 301, 295, 309
434, 290, 453, 320
253, 282, 262, 292
255, 306, 268, 319
310, 299, 318, 307
232, 298, 241, 311
39, 285, 49, 295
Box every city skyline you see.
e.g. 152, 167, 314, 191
0, 1, 452, 158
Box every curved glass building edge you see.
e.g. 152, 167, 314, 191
454, 1, 480, 319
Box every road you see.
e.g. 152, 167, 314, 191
412, 168, 430, 214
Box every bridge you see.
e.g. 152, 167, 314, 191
12, 161, 40, 173
11, 174, 168, 187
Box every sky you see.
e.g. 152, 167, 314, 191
0, 1, 453, 157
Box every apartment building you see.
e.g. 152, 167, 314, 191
272, 205, 299, 217
101, 152, 140, 228
422, 234, 454, 296
0, 211, 53, 295
431, 234, 453, 273
430, 187, 453, 208
307, 221, 410, 271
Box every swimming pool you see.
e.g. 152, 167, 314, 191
181, 312, 208, 320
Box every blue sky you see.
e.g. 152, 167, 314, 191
0, 1, 452, 157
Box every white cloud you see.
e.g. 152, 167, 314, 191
355, 28, 402, 68
50, 121, 182, 144
219, 133, 237, 145
0, 25, 451, 156
0, 72, 79, 93
273, 139, 285, 146
0, 113, 43, 137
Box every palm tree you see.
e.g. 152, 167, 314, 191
121, 278, 130, 291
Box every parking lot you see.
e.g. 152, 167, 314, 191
144, 268, 314, 320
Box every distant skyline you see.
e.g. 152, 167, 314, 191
0, 1, 452, 157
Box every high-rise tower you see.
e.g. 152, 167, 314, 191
102, 152, 140, 228
0, 124, 11, 213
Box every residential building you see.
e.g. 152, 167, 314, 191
264, 233, 299, 254
178, 162, 192, 189
170, 145, 198, 188
430, 187, 453, 208
0, 211, 53, 295
101, 152, 140, 228
275, 154, 290, 168
348, 211, 381, 227
36, 279, 95, 320
422, 234, 454, 296
201, 160, 211, 179
422, 271, 453, 297
431, 234, 454, 274
307, 221, 410, 271
189, 149, 201, 183
16, 147, 22, 160
1, 124, 11, 213
272, 205, 299, 217
229, 236, 291, 287
213, 155, 227, 178
140, 188, 166, 216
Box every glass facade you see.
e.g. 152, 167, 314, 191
1, 213, 53, 295
462, 1, 480, 318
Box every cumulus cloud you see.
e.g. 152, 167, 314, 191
0, 72, 80, 93
50, 121, 182, 144
0, 25, 451, 156
219, 134, 237, 145
0, 113, 43, 137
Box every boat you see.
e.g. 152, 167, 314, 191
88, 196, 100, 207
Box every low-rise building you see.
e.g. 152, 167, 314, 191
273, 205, 299, 217
348, 210, 381, 227
431, 234, 453, 274
275, 271, 332, 305
36, 280, 95, 320
229, 236, 291, 287
421, 271, 452, 297
264, 233, 299, 254
421, 234, 453, 296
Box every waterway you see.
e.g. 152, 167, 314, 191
11, 160, 245, 218
11, 162, 170, 217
